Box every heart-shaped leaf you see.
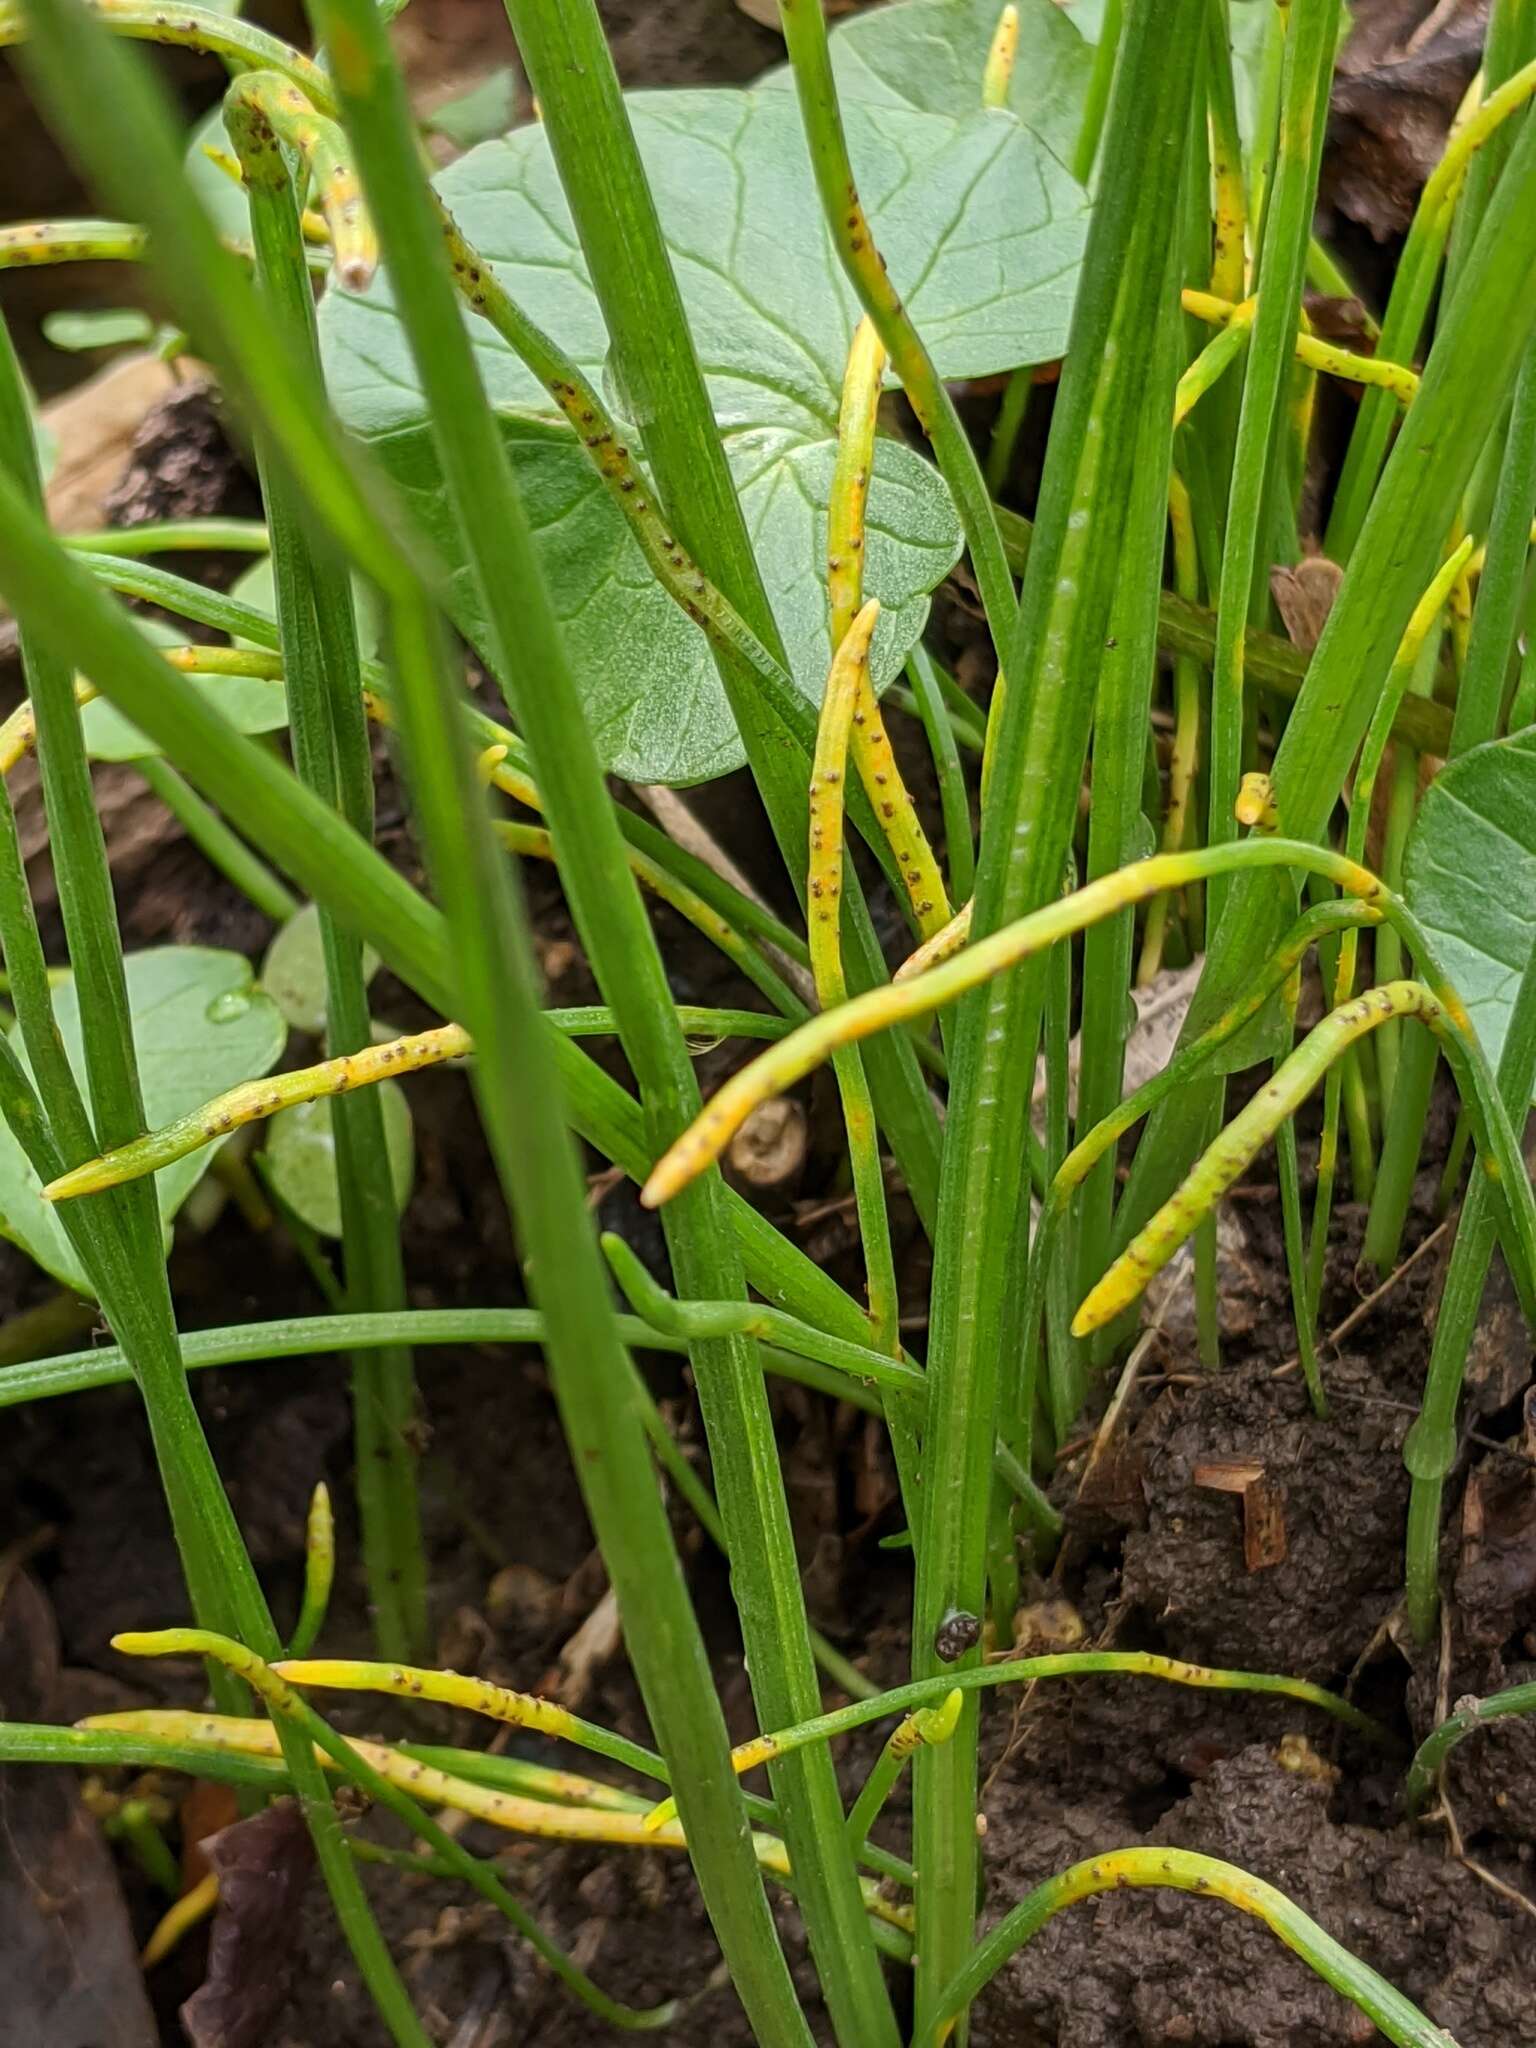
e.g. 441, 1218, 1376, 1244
1403, 729, 1536, 1085
264, 1082, 414, 1240
0, 947, 288, 1292
763, 0, 1096, 164
260, 904, 382, 1036
319, 77, 1088, 784
82, 615, 288, 762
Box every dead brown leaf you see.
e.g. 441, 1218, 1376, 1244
1270, 557, 1344, 655
180, 1799, 316, 2048
1326, 0, 1488, 241
0, 1571, 157, 2047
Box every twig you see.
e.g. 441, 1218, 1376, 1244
1429, 1604, 1536, 1921
1274, 1220, 1450, 1374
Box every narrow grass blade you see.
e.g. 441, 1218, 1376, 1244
914, 1849, 1454, 2048
1403, 1678, 1536, 1814
845, 1690, 962, 1859
0, 493, 892, 1388
134, 759, 299, 925
1071, 269, 1184, 1374
1206, 0, 1338, 930
1402, 920, 1536, 1641
502, 0, 942, 1237
643, 1649, 1381, 1832
910, 18, 1202, 1992
1115, 81, 1536, 1255
227, 75, 425, 1659
1328, 54, 1536, 560
1313, 541, 1471, 1296
309, 3, 884, 2029
775, 0, 1016, 678
809, 604, 921, 1495
108, 1633, 685, 2031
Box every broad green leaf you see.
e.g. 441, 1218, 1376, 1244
227, 554, 380, 664
764, 0, 1096, 165
1229, 0, 1280, 160
0, 947, 287, 1292
261, 903, 381, 1035
1403, 729, 1536, 1085
81, 614, 288, 761
264, 1081, 414, 1239
319, 84, 1087, 784
424, 67, 518, 150
812, 0, 1262, 176
1057, 0, 1110, 38
376, 408, 958, 781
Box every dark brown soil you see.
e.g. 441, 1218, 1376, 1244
2, 5, 1533, 2046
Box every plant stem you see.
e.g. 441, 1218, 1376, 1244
228, 80, 425, 1659
808, 606, 922, 1515
0, 489, 893, 1393
0, 309, 259, 1670
1456, 347, 1536, 753
828, 322, 951, 938
1403, 1678, 1536, 1813
1021, 903, 1376, 1443
503, 0, 942, 1237
774, 0, 1016, 682
1072, 270, 1183, 1382
914, 1849, 1453, 2048
1328, 54, 1536, 559
1071, 0, 1123, 185
1114, 76, 1536, 1270
845, 1690, 962, 1859
902, 0, 1204, 2008
135, 757, 299, 924
1359, 342, 1536, 1271
644, 1649, 1381, 1808
64, 516, 270, 555
1205, 0, 1338, 934
905, 647, 975, 903
118, 1633, 686, 2031
0, 1, 336, 107
1312, 542, 1470, 1307
1402, 916, 1536, 1642
1139, 472, 1204, 980
1080, 983, 1479, 1334
309, 1, 834, 2032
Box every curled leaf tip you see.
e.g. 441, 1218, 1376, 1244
925, 1686, 965, 1744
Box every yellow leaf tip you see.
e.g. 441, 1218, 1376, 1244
1069, 1300, 1102, 1339
110, 1632, 163, 1657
